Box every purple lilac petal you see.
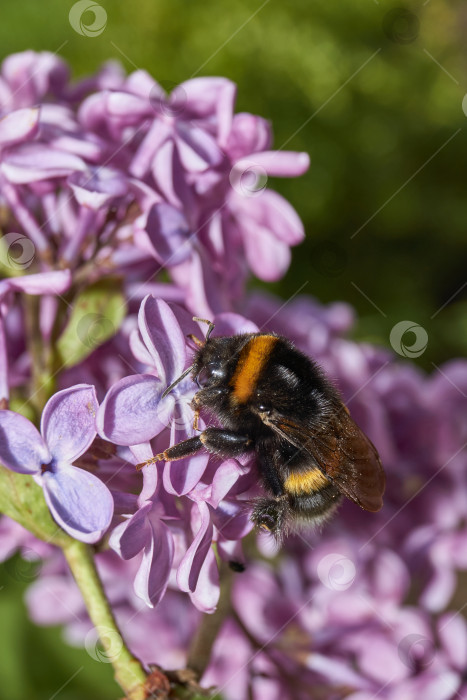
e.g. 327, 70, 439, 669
438, 613, 467, 670
236, 189, 305, 245
163, 452, 209, 496
178, 77, 236, 122
209, 460, 245, 508
1, 144, 87, 183
242, 220, 291, 281
0, 410, 50, 473
171, 250, 229, 318
151, 139, 194, 212
238, 150, 310, 177
211, 313, 258, 336
177, 500, 213, 594
305, 653, 370, 691
25, 574, 84, 626
97, 374, 172, 445
0, 315, 8, 402
128, 328, 154, 367
106, 91, 151, 121
212, 501, 253, 541
0, 107, 39, 146
68, 167, 128, 210
225, 113, 272, 160
357, 636, 409, 683
130, 120, 172, 178
393, 673, 461, 700
133, 517, 174, 607
2, 51, 68, 105
145, 202, 193, 266
169, 304, 207, 345
109, 503, 152, 559
138, 296, 187, 383
139, 465, 159, 504
258, 189, 306, 244
124, 68, 158, 97
216, 539, 246, 568
187, 546, 220, 613
0, 270, 72, 298
41, 464, 113, 543
176, 122, 223, 171
41, 385, 98, 463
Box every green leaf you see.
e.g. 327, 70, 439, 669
0, 465, 72, 547
56, 279, 126, 368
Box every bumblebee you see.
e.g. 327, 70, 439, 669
139, 319, 385, 539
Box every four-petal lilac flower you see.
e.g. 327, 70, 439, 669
0, 384, 113, 542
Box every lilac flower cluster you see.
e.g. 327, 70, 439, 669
0, 51, 466, 699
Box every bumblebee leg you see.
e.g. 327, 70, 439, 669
190, 392, 202, 431
199, 428, 253, 457
192, 408, 200, 431
157, 435, 204, 462
251, 496, 290, 541
154, 428, 252, 463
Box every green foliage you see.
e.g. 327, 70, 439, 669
0, 466, 72, 547
56, 279, 126, 368
0, 556, 118, 700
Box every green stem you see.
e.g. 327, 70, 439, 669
187, 563, 234, 678
24, 295, 55, 414
62, 539, 147, 700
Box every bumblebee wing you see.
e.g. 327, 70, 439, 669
262, 406, 385, 512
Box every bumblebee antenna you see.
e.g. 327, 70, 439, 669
193, 317, 215, 341
161, 318, 214, 399
161, 365, 194, 399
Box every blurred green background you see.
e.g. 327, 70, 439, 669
1, 0, 466, 366
0, 0, 466, 697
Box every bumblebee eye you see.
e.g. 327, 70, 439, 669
258, 404, 271, 415
196, 363, 225, 388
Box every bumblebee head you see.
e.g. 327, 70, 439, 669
160, 317, 214, 398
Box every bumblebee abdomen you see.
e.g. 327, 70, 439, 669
283, 467, 330, 496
